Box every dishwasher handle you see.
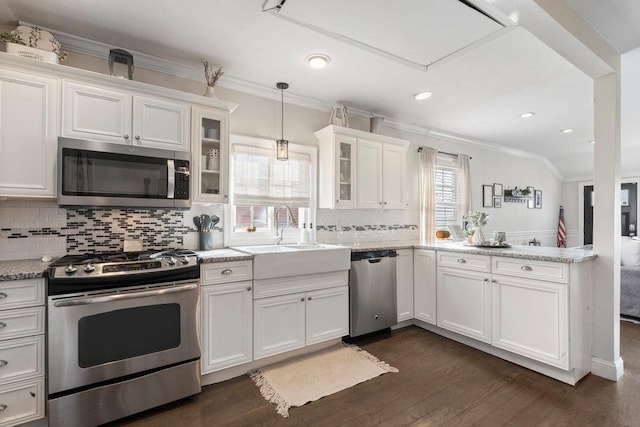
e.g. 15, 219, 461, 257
351, 250, 397, 262
368, 258, 382, 264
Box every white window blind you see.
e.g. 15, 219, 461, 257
232, 144, 311, 207
435, 154, 458, 229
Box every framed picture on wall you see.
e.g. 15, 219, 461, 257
493, 183, 503, 196
493, 197, 502, 208
483, 185, 493, 207
534, 190, 542, 209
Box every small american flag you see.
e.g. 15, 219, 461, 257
557, 206, 567, 248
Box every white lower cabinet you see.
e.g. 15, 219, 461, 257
0, 279, 45, 427
396, 249, 414, 322
201, 281, 253, 374
306, 286, 349, 345
254, 285, 349, 360
437, 267, 492, 343
200, 261, 253, 375
492, 274, 569, 369
413, 249, 436, 325
254, 292, 307, 359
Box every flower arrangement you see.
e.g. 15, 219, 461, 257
202, 60, 224, 87
1, 26, 67, 62
467, 211, 489, 227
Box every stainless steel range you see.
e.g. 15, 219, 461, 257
46, 249, 202, 427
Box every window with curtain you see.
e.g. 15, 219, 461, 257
228, 135, 316, 243
435, 153, 458, 229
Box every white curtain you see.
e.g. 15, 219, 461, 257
233, 143, 311, 207
419, 147, 437, 244
457, 154, 471, 222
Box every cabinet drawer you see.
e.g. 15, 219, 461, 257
0, 377, 44, 427
493, 257, 568, 284
0, 280, 45, 311
437, 252, 490, 272
0, 308, 44, 342
202, 261, 253, 285
0, 336, 44, 385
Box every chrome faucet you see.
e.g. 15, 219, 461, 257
274, 205, 295, 244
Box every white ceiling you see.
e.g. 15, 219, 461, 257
1, 0, 639, 180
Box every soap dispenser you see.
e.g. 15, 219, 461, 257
309, 223, 316, 243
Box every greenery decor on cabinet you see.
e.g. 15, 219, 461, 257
1, 25, 67, 63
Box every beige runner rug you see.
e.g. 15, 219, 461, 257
248, 343, 398, 417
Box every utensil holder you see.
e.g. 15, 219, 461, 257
199, 231, 213, 250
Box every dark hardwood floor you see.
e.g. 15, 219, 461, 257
111, 322, 640, 426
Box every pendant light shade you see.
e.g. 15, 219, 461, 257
276, 82, 289, 161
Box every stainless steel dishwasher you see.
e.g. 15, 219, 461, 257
349, 250, 397, 338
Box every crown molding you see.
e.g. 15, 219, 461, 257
25, 21, 563, 179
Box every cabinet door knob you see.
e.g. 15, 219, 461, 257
520, 265, 533, 271
135, 135, 141, 141
491, 279, 497, 283
124, 134, 130, 140
384, 201, 387, 205
300, 298, 305, 302
0, 322, 6, 329
336, 200, 340, 203
483, 278, 489, 283
457, 258, 466, 264
308, 296, 312, 301
0, 293, 7, 300
221, 269, 233, 275
246, 286, 252, 291
0, 404, 6, 412
224, 195, 228, 199
0, 360, 8, 367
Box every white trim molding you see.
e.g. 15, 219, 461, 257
591, 356, 624, 381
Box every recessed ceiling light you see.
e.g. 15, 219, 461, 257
414, 91, 433, 100
520, 112, 535, 119
306, 53, 330, 69
561, 128, 574, 134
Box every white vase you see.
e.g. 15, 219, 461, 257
329, 104, 349, 127
203, 86, 217, 98
471, 227, 485, 245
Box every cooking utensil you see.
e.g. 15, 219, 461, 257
210, 215, 220, 228
201, 214, 212, 232
193, 216, 201, 231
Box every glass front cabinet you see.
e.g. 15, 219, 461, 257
191, 106, 230, 203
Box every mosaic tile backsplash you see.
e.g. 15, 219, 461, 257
0, 200, 418, 260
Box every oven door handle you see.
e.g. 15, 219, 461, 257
53, 283, 198, 307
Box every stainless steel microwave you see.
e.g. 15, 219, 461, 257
58, 138, 191, 208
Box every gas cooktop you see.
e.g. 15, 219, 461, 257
46, 249, 200, 295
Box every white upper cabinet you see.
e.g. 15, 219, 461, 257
0, 68, 58, 198
62, 81, 190, 151
191, 106, 230, 203
315, 125, 408, 209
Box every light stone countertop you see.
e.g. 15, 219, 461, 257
196, 248, 253, 263
0, 259, 50, 281
338, 240, 595, 263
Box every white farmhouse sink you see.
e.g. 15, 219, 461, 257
231, 244, 350, 279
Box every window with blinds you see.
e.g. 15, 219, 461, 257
435, 154, 458, 229
228, 135, 316, 242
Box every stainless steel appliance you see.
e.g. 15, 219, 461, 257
58, 137, 191, 208
46, 249, 201, 427
349, 250, 398, 338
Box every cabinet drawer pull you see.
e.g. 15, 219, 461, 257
483, 278, 489, 283
457, 259, 466, 264
246, 286, 252, 291
0, 404, 6, 412
300, 298, 305, 302
0, 322, 6, 329
520, 265, 533, 271
0, 360, 8, 367
221, 269, 233, 275
0, 292, 7, 299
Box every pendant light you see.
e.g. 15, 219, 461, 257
276, 82, 289, 161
